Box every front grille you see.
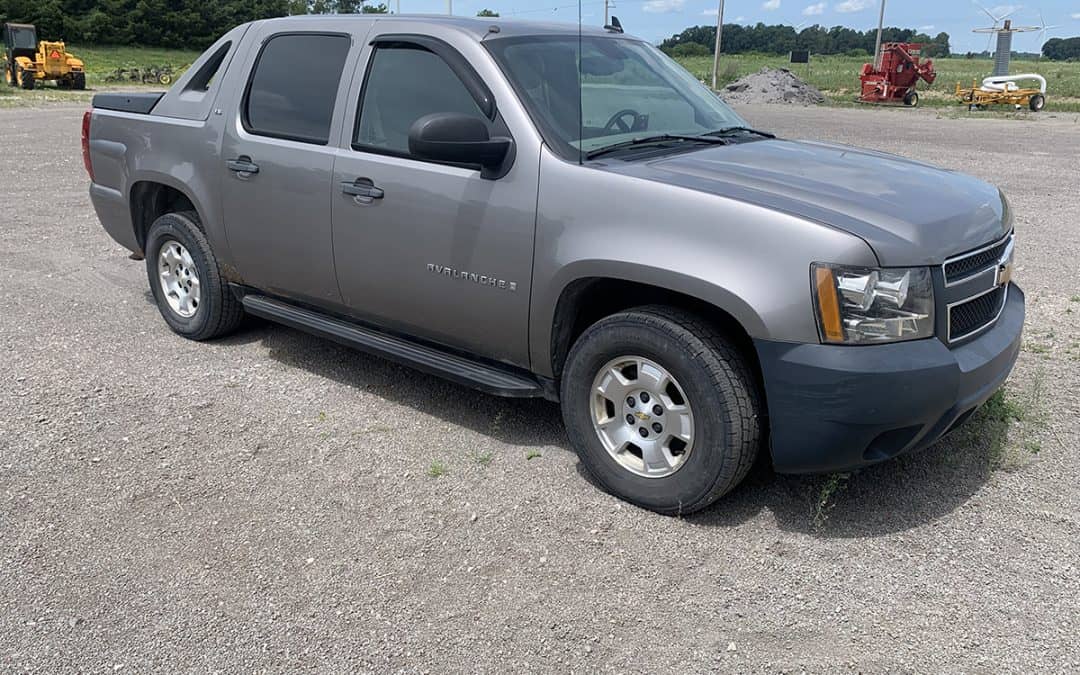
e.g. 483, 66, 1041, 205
944, 237, 1010, 284
949, 285, 1007, 341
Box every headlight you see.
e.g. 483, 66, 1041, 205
812, 263, 934, 344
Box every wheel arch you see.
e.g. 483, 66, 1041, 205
129, 179, 202, 252
540, 267, 768, 406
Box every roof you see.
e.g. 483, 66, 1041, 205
261, 14, 635, 41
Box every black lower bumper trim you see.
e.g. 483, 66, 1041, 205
754, 283, 1024, 474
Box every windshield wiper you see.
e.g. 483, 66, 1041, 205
706, 126, 776, 139
585, 134, 728, 160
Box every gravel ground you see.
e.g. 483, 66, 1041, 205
2, 103, 1078, 673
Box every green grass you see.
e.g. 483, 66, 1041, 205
427, 460, 449, 478
675, 53, 1080, 112
811, 472, 850, 530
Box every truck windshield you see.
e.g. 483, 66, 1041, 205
485, 35, 748, 161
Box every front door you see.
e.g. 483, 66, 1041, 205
331, 33, 537, 366
219, 30, 354, 307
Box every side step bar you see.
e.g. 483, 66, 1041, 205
241, 294, 544, 398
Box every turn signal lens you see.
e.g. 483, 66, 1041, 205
814, 267, 844, 342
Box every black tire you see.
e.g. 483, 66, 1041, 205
560, 306, 762, 515
19, 65, 34, 90
903, 90, 919, 107
72, 71, 86, 90
5, 64, 16, 87
1028, 93, 1045, 112
144, 211, 244, 341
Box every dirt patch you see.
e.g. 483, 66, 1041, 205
721, 67, 826, 105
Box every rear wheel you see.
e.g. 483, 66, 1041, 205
72, 71, 85, 90
560, 306, 762, 515
1028, 94, 1045, 112
145, 211, 244, 340
5, 64, 15, 87
903, 90, 919, 107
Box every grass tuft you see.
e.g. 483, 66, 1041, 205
427, 461, 448, 478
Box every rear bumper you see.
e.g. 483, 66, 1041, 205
754, 283, 1024, 474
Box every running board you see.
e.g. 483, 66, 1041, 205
241, 295, 544, 398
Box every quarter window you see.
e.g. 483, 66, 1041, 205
355, 45, 485, 155
244, 34, 351, 144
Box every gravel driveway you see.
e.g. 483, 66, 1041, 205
2, 102, 1078, 672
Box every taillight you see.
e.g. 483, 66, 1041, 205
81, 109, 94, 181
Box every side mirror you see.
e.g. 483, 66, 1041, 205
408, 112, 513, 180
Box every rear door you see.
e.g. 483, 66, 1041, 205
218, 27, 360, 307
330, 27, 539, 367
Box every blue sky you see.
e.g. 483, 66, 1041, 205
387, 0, 1080, 52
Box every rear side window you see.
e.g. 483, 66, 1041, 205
355, 45, 485, 155
244, 33, 351, 144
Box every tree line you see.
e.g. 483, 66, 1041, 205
1042, 37, 1080, 61
0, 0, 395, 49
661, 23, 952, 58
0, 0, 505, 48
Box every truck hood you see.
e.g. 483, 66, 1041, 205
602, 139, 1007, 266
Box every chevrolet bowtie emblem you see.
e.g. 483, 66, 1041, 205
634, 411, 650, 421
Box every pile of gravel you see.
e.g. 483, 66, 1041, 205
720, 67, 826, 105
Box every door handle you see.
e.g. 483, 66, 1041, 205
341, 178, 384, 204
226, 156, 260, 177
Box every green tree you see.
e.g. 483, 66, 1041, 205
476, 8, 498, 16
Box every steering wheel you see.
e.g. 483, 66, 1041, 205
604, 109, 647, 134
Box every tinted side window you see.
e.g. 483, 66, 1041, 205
355, 46, 484, 155
245, 34, 351, 144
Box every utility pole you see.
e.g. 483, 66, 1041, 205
873, 0, 886, 69
604, 0, 609, 26
710, 0, 724, 90
447, 0, 452, 14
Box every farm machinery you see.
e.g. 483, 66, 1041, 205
955, 74, 1046, 112
858, 42, 936, 107
104, 65, 176, 86
2, 23, 85, 90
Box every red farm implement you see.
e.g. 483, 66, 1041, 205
858, 42, 936, 107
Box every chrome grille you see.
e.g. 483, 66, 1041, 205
944, 238, 1010, 284
949, 285, 1007, 342
943, 232, 1014, 343
946, 233, 1010, 285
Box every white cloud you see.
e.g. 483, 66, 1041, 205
762, 0, 781, 9
835, 0, 869, 12
735, 14, 746, 20
919, 24, 935, 31
642, 0, 684, 12
802, 2, 826, 15
1071, 12, 1080, 19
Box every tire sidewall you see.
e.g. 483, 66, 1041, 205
145, 213, 216, 338
562, 317, 743, 513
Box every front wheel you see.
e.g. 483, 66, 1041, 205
560, 306, 762, 515
72, 71, 86, 90
18, 65, 34, 90
1029, 94, 1045, 112
903, 90, 919, 107
145, 211, 244, 340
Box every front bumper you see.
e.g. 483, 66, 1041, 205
754, 283, 1024, 474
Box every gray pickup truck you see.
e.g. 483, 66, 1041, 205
85, 15, 1023, 514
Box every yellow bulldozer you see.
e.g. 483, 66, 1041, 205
3, 23, 85, 90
